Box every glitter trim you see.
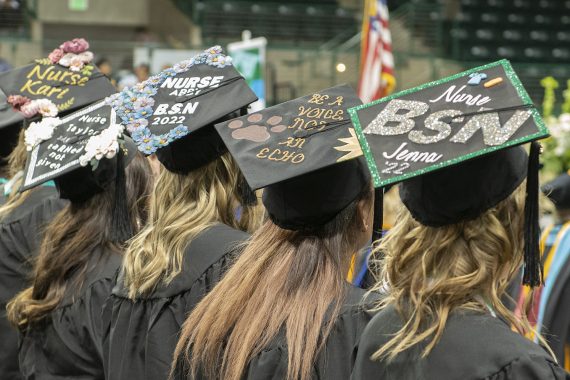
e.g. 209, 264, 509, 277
348, 60, 550, 188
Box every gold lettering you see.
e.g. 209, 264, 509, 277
332, 110, 344, 121
328, 96, 343, 106
256, 147, 270, 158
291, 153, 304, 163
308, 93, 329, 104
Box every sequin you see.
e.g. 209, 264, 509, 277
451, 109, 531, 146
409, 109, 462, 144
364, 99, 429, 136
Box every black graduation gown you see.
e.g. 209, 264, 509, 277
352, 305, 570, 380
542, 252, 570, 368
0, 186, 67, 380
102, 223, 249, 380
174, 285, 379, 380
18, 248, 121, 380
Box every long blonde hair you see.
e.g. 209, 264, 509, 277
370, 184, 547, 361
0, 129, 32, 220
172, 183, 373, 380
123, 153, 262, 298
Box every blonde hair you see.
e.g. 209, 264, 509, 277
123, 153, 262, 298
0, 129, 32, 220
369, 184, 550, 361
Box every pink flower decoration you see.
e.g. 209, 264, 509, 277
58, 53, 75, 67
69, 56, 84, 72
48, 48, 64, 64
20, 102, 40, 118
7, 95, 31, 112
59, 38, 90, 54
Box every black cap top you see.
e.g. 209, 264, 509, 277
542, 171, 570, 211
350, 59, 549, 286
0, 38, 115, 129
20, 100, 132, 198
216, 84, 371, 230
107, 46, 257, 173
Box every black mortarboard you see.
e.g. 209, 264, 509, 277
349, 60, 549, 286
215, 84, 371, 230
20, 100, 137, 242
0, 38, 115, 129
541, 172, 570, 211
107, 46, 257, 174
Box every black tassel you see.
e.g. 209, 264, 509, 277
110, 149, 134, 244
522, 141, 542, 287
238, 176, 257, 206
372, 187, 384, 246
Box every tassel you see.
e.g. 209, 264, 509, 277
238, 176, 257, 206
522, 141, 542, 287
110, 149, 134, 244
372, 187, 384, 246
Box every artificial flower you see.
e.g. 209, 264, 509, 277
126, 118, 149, 133
24, 117, 59, 151
20, 102, 40, 118
60, 38, 89, 54
69, 56, 84, 72
79, 123, 124, 166
77, 51, 94, 64
58, 53, 76, 67
7, 95, 31, 112
34, 99, 58, 117
48, 48, 64, 64
133, 97, 155, 109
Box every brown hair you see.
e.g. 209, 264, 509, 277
122, 153, 262, 299
172, 183, 373, 380
0, 129, 33, 220
7, 153, 153, 329
369, 184, 550, 361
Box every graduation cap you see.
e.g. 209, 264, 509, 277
107, 46, 258, 176
0, 38, 115, 129
20, 100, 136, 243
542, 171, 570, 211
215, 84, 371, 231
349, 59, 549, 286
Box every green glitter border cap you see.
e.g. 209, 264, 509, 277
348, 59, 549, 188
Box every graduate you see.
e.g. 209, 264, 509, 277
350, 60, 568, 379
523, 172, 570, 370
6, 99, 152, 379
172, 84, 378, 380
0, 38, 115, 380
101, 46, 262, 380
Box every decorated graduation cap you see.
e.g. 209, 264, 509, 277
0, 38, 115, 129
107, 46, 257, 176
542, 172, 570, 211
349, 59, 549, 286
215, 84, 371, 230
20, 100, 136, 242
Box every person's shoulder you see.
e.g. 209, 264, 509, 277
1, 186, 64, 224
426, 312, 560, 380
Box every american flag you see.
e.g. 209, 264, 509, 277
358, 0, 396, 103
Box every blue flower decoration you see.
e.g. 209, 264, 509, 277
131, 127, 151, 143
168, 125, 189, 140
134, 106, 154, 119
138, 140, 157, 155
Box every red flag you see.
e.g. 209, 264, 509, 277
358, 0, 396, 103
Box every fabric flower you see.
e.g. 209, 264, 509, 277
79, 123, 124, 166
146, 75, 163, 86
20, 102, 40, 118
131, 127, 151, 142
134, 106, 153, 119
48, 48, 64, 64
34, 99, 58, 117
60, 38, 89, 54
7, 95, 31, 112
152, 134, 171, 147
173, 60, 193, 73
77, 51, 94, 64
168, 125, 189, 140
133, 97, 155, 109
58, 53, 76, 67
69, 56, 84, 72
207, 46, 223, 55
137, 137, 157, 155
127, 118, 149, 134
24, 117, 59, 151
